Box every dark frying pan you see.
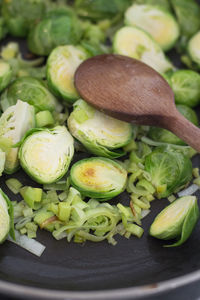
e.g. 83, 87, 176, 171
1, 15, 200, 300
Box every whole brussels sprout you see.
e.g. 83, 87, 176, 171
0, 100, 35, 174
148, 104, 198, 145
134, 0, 170, 11
0, 60, 12, 93
170, 70, 200, 107
68, 99, 133, 158
28, 10, 82, 56
113, 26, 173, 73
2, 0, 46, 37
19, 126, 74, 184
145, 146, 192, 198
74, 0, 131, 21
125, 4, 180, 51
0, 77, 62, 113
47, 45, 89, 104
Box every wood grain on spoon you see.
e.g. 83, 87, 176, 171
75, 54, 200, 152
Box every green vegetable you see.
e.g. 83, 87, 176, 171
145, 146, 192, 198
134, 0, 170, 11
0, 149, 5, 176
113, 26, 173, 73
0, 188, 14, 243
74, 0, 131, 21
125, 4, 180, 51
170, 0, 200, 40
68, 99, 133, 158
0, 77, 62, 113
0, 60, 12, 92
28, 10, 82, 56
150, 196, 199, 247
47, 45, 89, 104
5, 178, 22, 194
0, 17, 8, 41
170, 70, 200, 107
19, 126, 74, 184
70, 157, 127, 199
0, 100, 35, 174
2, 0, 45, 38
36, 111, 54, 128
20, 186, 43, 209
148, 105, 198, 145
187, 31, 200, 68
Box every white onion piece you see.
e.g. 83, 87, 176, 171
178, 184, 199, 197
7, 230, 46, 257
141, 209, 151, 219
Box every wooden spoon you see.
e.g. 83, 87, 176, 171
75, 54, 200, 152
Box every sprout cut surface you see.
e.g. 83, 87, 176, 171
70, 157, 127, 199
125, 4, 180, 51
113, 26, 173, 73
68, 100, 133, 158
47, 46, 89, 104
19, 126, 74, 184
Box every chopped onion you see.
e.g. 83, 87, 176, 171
141, 209, 150, 219
178, 184, 199, 197
7, 230, 46, 257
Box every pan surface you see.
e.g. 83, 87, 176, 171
0, 34, 200, 300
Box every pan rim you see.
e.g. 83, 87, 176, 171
0, 268, 200, 299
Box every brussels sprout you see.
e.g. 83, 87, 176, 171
145, 146, 192, 198
148, 104, 198, 145
47, 45, 89, 104
170, 70, 200, 107
125, 4, 180, 51
2, 0, 45, 37
0, 100, 35, 174
150, 196, 199, 247
113, 26, 173, 73
74, 0, 131, 21
0, 189, 14, 243
187, 31, 200, 68
28, 10, 82, 56
0, 77, 62, 113
67, 99, 133, 158
0, 17, 8, 41
0, 60, 12, 93
70, 157, 127, 199
170, 0, 200, 40
19, 126, 74, 184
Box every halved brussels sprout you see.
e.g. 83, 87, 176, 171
19, 126, 74, 184
0, 189, 14, 243
0, 77, 62, 113
148, 104, 198, 145
170, 70, 200, 107
70, 157, 127, 199
47, 45, 89, 104
150, 196, 199, 247
2, 0, 45, 37
0, 100, 35, 174
113, 26, 173, 73
125, 4, 180, 51
188, 31, 200, 67
28, 10, 82, 56
0, 60, 12, 93
145, 146, 192, 198
67, 99, 133, 158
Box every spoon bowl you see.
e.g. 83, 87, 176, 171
75, 54, 200, 152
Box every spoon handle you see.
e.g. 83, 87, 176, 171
166, 111, 200, 152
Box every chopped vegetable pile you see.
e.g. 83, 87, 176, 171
0, 0, 200, 256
